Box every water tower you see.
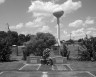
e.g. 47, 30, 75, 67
53, 10, 64, 46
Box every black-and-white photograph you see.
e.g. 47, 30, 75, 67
0, 0, 96, 77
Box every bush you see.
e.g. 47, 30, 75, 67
61, 44, 68, 57
78, 36, 96, 61
78, 50, 90, 61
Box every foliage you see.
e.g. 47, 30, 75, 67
18, 34, 31, 45
25, 34, 31, 42
61, 44, 68, 57
78, 50, 90, 61
60, 43, 70, 59
0, 31, 7, 40
18, 34, 26, 45
26, 32, 56, 56
0, 38, 12, 61
0, 30, 32, 61
7, 31, 18, 46
78, 36, 96, 61
78, 38, 83, 42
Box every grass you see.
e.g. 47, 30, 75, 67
0, 61, 24, 71
68, 60, 96, 71
67, 60, 96, 76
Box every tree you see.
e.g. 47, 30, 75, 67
78, 36, 96, 61
78, 38, 84, 42
26, 32, 56, 56
25, 34, 31, 42
18, 34, 26, 45
0, 31, 19, 62
7, 31, 18, 46
0, 37, 12, 61
0, 31, 7, 40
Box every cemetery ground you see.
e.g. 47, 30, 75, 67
0, 45, 96, 77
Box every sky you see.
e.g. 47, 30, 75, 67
0, 0, 96, 40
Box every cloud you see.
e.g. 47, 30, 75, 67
61, 0, 82, 14
71, 27, 96, 39
69, 17, 95, 28
25, 17, 45, 28
85, 17, 94, 25
72, 28, 84, 36
28, 0, 59, 13
69, 20, 83, 27
28, 0, 82, 17
25, 21, 33, 27
10, 23, 23, 29
38, 26, 51, 33
0, 0, 5, 4
86, 31, 91, 35
87, 27, 96, 31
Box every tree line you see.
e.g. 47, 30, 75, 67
0, 31, 31, 61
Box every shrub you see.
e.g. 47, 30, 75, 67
78, 36, 96, 61
78, 50, 90, 61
